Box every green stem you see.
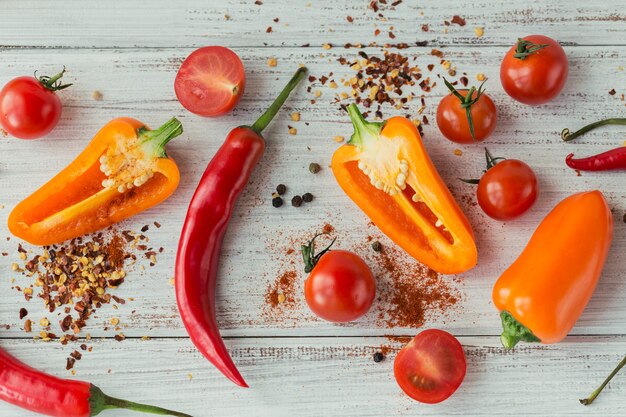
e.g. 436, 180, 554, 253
443, 77, 487, 142
301, 233, 336, 274
561, 118, 626, 142
580, 356, 626, 405
90, 385, 192, 417
35, 67, 73, 91
499, 310, 540, 350
138, 117, 184, 158
513, 38, 549, 60
346, 104, 383, 148
250, 67, 308, 134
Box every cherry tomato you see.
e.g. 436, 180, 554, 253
0, 68, 70, 140
477, 159, 538, 221
500, 35, 568, 105
303, 241, 376, 323
394, 329, 466, 404
436, 88, 497, 144
174, 46, 245, 117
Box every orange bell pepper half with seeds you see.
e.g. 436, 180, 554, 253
331, 104, 477, 274
8, 117, 182, 246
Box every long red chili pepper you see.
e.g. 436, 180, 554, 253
0, 346, 190, 417
566, 148, 626, 171
175, 66, 307, 387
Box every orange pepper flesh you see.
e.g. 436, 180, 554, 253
8, 118, 181, 246
331, 105, 477, 274
493, 191, 613, 348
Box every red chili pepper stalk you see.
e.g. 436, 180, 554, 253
0, 347, 190, 417
175, 66, 307, 387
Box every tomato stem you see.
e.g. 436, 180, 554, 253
561, 118, 626, 142
35, 66, 73, 91
443, 77, 487, 142
459, 148, 504, 184
580, 356, 626, 405
513, 38, 550, 60
250, 67, 307, 135
301, 233, 336, 273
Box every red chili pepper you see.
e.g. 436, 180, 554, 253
175, 67, 307, 387
565, 148, 626, 171
0, 346, 190, 417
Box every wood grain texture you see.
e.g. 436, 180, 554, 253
0, 336, 625, 416
1, 1, 626, 416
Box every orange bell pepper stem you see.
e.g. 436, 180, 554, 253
8, 117, 182, 246
331, 104, 477, 274
493, 191, 613, 349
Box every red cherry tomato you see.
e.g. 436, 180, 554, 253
477, 159, 538, 221
303, 242, 376, 323
394, 329, 466, 404
0, 69, 70, 139
174, 46, 245, 117
436, 89, 497, 144
500, 35, 568, 105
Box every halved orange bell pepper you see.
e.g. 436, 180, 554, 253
331, 104, 477, 274
493, 191, 613, 349
8, 117, 182, 246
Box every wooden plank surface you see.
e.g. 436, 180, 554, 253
0, 1, 625, 416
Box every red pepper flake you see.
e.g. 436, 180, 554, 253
70, 350, 82, 360
19, 308, 28, 319
273, 17, 279, 23
266, 26, 272, 33
427, 64, 434, 71
374, 29, 381, 36
254, 0, 263, 4
66, 357, 76, 370
141, 225, 149, 233
347, 16, 354, 23
459, 76, 469, 86
421, 24, 429, 32
388, 31, 396, 39
609, 89, 616, 95
451, 15, 466, 26
430, 49, 444, 58
422, 115, 429, 125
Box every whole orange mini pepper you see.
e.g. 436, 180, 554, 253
331, 104, 477, 274
8, 117, 182, 246
493, 191, 613, 349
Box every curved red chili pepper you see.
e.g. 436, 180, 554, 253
565, 147, 626, 171
175, 67, 307, 387
0, 346, 190, 417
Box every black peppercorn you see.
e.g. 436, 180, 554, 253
302, 192, 314, 203
276, 184, 287, 195
309, 162, 321, 174
371, 241, 382, 252
291, 195, 303, 207
373, 352, 384, 362
272, 197, 283, 208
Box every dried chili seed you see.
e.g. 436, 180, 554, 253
291, 195, 303, 207
276, 184, 287, 195
373, 352, 385, 362
272, 197, 284, 208
309, 163, 321, 174
302, 193, 314, 203
371, 241, 382, 252
19, 308, 28, 319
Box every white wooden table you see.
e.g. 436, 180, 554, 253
1, 1, 625, 415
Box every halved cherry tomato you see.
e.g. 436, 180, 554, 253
436, 80, 497, 144
500, 35, 568, 105
394, 329, 466, 404
174, 46, 245, 117
301, 235, 375, 323
0, 68, 71, 140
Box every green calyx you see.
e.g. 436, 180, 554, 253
138, 117, 184, 158
89, 385, 192, 417
459, 148, 505, 185
443, 77, 487, 142
301, 233, 336, 274
499, 310, 540, 350
35, 66, 73, 91
346, 103, 384, 149
513, 38, 549, 60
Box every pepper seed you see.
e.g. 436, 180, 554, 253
272, 197, 284, 208
309, 163, 321, 174
291, 195, 303, 207
302, 193, 314, 203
